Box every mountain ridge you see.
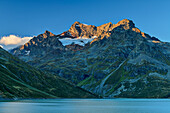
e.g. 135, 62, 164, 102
11, 19, 161, 57
10, 19, 170, 98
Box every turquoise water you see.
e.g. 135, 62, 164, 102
0, 99, 170, 113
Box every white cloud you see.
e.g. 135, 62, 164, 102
0, 35, 33, 45
0, 45, 3, 48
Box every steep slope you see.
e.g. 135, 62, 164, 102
10, 30, 64, 61
11, 19, 170, 98
78, 20, 170, 98
0, 47, 97, 99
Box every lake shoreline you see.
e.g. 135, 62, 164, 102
0, 97, 170, 102
0, 99, 170, 113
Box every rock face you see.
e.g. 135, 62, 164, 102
11, 19, 170, 98
10, 30, 64, 61
0, 48, 97, 99
60, 21, 113, 39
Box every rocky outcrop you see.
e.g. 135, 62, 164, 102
65, 44, 84, 51
11, 30, 64, 61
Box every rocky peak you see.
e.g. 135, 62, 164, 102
13, 19, 163, 56
67, 19, 136, 39
102, 22, 113, 26
45, 30, 52, 34
42, 30, 55, 38
97, 22, 114, 32
114, 19, 135, 30
17, 30, 61, 52
117, 19, 135, 27
73, 21, 81, 25
68, 21, 97, 38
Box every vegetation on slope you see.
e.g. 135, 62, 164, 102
0, 48, 97, 99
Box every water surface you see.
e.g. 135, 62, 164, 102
0, 99, 170, 113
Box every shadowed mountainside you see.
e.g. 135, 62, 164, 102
0, 47, 97, 99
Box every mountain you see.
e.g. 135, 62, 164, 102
0, 47, 97, 99
11, 19, 170, 98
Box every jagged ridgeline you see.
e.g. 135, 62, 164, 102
11, 19, 170, 98
0, 47, 97, 99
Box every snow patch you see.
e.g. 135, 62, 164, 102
92, 36, 97, 38
75, 24, 80, 27
25, 50, 30, 55
59, 37, 95, 46
82, 23, 88, 26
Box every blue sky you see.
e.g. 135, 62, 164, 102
0, 0, 170, 49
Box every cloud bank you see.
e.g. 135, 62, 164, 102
0, 35, 33, 50
0, 45, 3, 48
0, 35, 33, 45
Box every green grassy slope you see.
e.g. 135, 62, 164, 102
0, 48, 97, 99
